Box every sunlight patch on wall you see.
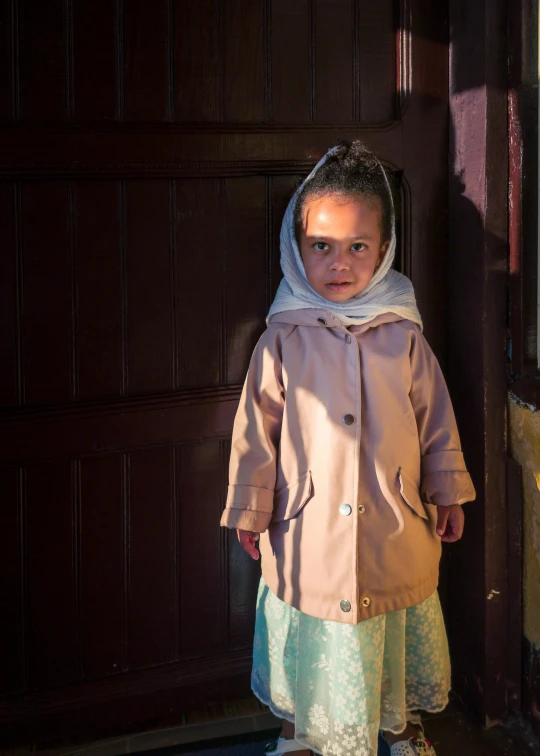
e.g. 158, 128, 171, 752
508, 396, 540, 647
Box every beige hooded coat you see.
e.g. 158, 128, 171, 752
220, 308, 476, 625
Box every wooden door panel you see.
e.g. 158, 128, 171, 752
224, 176, 268, 384
175, 179, 225, 389
0, 0, 449, 743
22, 182, 72, 406
26, 460, 78, 690
315, 0, 355, 122
2, 0, 397, 127
128, 446, 178, 669
223, 0, 266, 122
80, 454, 125, 680
0, 183, 18, 407
271, 0, 311, 123
178, 440, 230, 657
124, 0, 172, 122
18, 0, 67, 121
0, 1, 13, 121
357, 1, 396, 123
0, 176, 296, 410
0, 466, 23, 695
76, 181, 123, 401
72, 2, 118, 121
125, 180, 174, 395
1, 440, 257, 688
173, 0, 221, 122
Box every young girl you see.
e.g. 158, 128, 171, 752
220, 141, 476, 756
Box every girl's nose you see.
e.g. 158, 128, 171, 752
330, 249, 349, 271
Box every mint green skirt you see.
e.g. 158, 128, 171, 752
251, 578, 450, 756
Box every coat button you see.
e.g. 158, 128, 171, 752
339, 503, 352, 516
317, 317, 327, 325
343, 414, 355, 425
340, 599, 351, 612
345, 334, 352, 344
358, 504, 366, 514
362, 597, 371, 608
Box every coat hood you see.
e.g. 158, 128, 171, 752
268, 308, 405, 334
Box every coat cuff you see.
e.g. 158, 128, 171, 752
421, 450, 467, 474
220, 507, 273, 532
220, 484, 275, 532
421, 470, 476, 507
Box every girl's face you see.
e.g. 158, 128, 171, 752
299, 193, 389, 303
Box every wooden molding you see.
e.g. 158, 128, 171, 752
0, 386, 242, 464
0, 126, 404, 178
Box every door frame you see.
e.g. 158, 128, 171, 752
447, 0, 514, 724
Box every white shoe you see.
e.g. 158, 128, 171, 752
389, 735, 437, 756
265, 736, 311, 753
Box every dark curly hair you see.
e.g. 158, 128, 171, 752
294, 140, 393, 244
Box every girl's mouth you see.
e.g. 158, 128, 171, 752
326, 281, 352, 292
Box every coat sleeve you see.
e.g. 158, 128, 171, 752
219, 325, 288, 532
408, 327, 476, 507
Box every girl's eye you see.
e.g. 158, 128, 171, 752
314, 242, 328, 251
351, 243, 366, 252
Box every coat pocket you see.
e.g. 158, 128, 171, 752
272, 470, 313, 522
397, 467, 429, 520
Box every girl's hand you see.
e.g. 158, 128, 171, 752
436, 504, 465, 542
236, 529, 260, 560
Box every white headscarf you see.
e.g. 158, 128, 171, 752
267, 148, 422, 329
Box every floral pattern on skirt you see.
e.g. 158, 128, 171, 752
252, 578, 451, 756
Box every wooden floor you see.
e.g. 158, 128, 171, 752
3, 698, 538, 756
149, 705, 539, 756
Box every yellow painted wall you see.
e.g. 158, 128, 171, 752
508, 397, 540, 647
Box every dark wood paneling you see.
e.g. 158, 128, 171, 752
124, 0, 170, 121
1, 649, 252, 745
358, 0, 396, 123
174, 0, 220, 121
225, 177, 268, 384
80, 454, 125, 679
0, 467, 24, 694
0, 182, 18, 407
18, 0, 66, 120
175, 179, 225, 389
315, 0, 354, 122
125, 180, 173, 395
0, 1, 15, 121
179, 441, 226, 656
26, 461, 78, 689
271, 0, 311, 123
22, 182, 72, 406
3, 0, 402, 127
72, 2, 117, 120
128, 447, 177, 669
76, 181, 123, 400
223, 0, 266, 122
